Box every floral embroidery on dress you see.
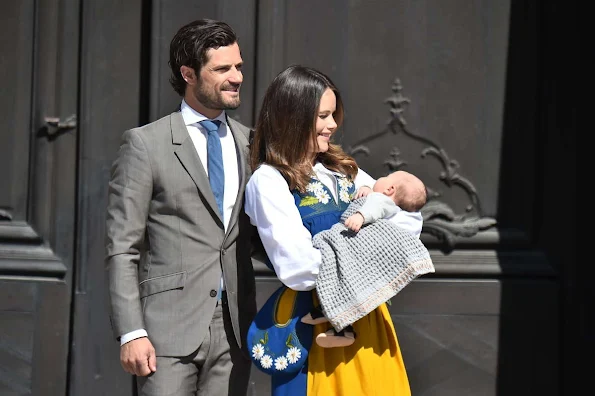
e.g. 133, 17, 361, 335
339, 189, 351, 204
286, 346, 302, 364
251, 331, 304, 372
260, 354, 273, 369
252, 343, 265, 360
300, 176, 353, 206
306, 181, 324, 194
338, 177, 353, 191
274, 356, 289, 371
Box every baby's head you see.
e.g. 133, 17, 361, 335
373, 170, 427, 212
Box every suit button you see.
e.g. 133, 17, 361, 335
221, 249, 226, 255
209, 289, 217, 298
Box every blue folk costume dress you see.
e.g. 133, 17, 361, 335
246, 165, 411, 396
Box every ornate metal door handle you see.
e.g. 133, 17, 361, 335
42, 114, 77, 138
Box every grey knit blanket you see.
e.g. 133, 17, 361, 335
312, 197, 435, 331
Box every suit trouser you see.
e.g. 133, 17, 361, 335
136, 294, 252, 396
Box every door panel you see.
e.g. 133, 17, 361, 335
0, 0, 78, 395
68, 1, 143, 395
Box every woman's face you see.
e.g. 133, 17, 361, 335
311, 88, 338, 155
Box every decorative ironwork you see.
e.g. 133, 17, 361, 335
347, 78, 496, 251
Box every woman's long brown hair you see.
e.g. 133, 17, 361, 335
250, 65, 358, 192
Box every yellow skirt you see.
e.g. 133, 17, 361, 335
307, 300, 411, 396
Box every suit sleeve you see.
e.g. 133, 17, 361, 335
105, 129, 153, 340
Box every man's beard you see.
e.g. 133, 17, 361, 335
194, 82, 241, 110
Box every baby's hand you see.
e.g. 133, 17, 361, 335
344, 212, 365, 232
354, 186, 372, 199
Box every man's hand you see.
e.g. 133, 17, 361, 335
344, 212, 365, 232
354, 186, 372, 199
120, 337, 157, 376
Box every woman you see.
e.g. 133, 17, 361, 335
245, 65, 422, 395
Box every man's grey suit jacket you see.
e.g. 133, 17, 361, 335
105, 111, 257, 357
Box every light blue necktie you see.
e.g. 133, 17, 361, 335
200, 119, 225, 301
199, 119, 224, 218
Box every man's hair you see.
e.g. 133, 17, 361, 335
250, 65, 358, 192
168, 19, 238, 96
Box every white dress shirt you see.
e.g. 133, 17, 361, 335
244, 162, 423, 292
120, 102, 239, 345
181, 100, 240, 232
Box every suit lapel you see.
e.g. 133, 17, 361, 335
171, 112, 223, 224
225, 116, 250, 238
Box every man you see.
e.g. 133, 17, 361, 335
105, 19, 257, 395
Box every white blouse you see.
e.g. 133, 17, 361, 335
245, 162, 424, 291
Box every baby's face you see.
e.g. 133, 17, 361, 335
373, 176, 392, 194
374, 173, 407, 205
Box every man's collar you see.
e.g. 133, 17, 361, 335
180, 99, 227, 126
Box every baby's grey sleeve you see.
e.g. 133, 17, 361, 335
358, 193, 399, 224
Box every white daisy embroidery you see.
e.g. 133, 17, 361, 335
339, 190, 351, 203
286, 347, 302, 364
260, 355, 273, 369
338, 178, 352, 189
315, 190, 330, 204
306, 181, 324, 194
274, 356, 289, 371
252, 344, 265, 360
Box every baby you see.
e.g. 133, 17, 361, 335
302, 170, 429, 348
345, 170, 427, 232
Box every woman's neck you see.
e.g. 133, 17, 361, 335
311, 154, 321, 166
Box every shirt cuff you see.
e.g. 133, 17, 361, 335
120, 329, 148, 346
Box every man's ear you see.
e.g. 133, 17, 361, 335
180, 66, 196, 85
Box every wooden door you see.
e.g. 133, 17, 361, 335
0, 1, 577, 395
0, 0, 79, 394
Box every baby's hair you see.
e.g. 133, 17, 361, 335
393, 171, 427, 212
